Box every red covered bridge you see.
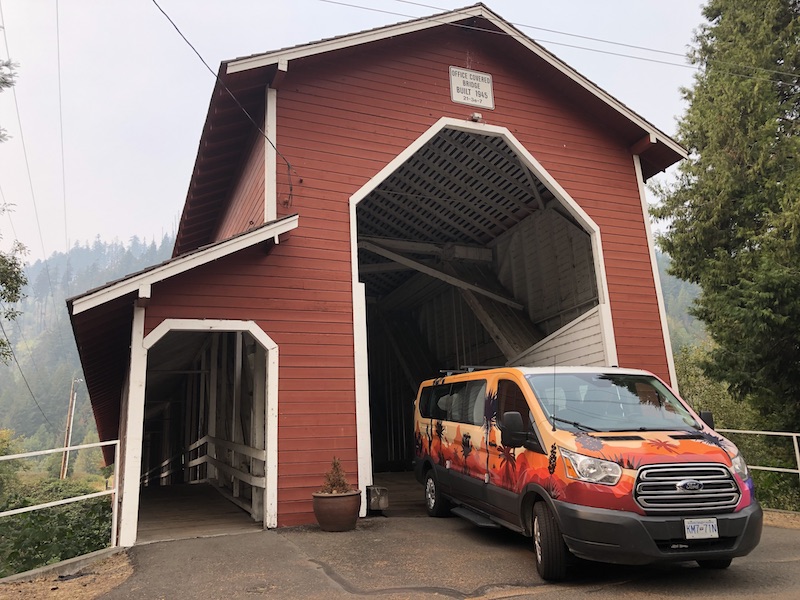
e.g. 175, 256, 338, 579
68, 3, 684, 545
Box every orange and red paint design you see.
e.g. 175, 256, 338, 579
415, 389, 754, 515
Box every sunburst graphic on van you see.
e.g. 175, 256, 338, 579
696, 431, 727, 448
575, 432, 604, 451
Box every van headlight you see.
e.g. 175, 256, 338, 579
560, 448, 622, 486
731, 452, 750, 479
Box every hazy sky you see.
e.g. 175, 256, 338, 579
0, 0, 705, 262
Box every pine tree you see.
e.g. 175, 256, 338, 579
653, 0, 800, 429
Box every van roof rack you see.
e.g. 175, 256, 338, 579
439, 365, 496, 376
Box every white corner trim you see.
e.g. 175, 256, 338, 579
265, 87, 278, 223
141, 318, 280, 527
118, 306, 147, 547
348, 199, 373, 513
71, 215, 298, 316
633, 154, 678, 389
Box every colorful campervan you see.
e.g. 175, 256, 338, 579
412, 366, 763, 581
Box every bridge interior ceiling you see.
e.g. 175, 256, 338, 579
355, 127, 600, 366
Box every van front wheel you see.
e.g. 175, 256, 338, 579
533, 501, 568, 581
424, 471, 450, 517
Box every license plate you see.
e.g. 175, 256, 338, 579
684, 518, 719, 540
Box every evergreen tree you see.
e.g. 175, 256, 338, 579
653, 0, 800, 429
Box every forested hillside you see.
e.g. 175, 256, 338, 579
0, 235, 174, 452
0, 241, 702, 451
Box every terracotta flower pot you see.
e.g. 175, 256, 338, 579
312, 490, 361, 531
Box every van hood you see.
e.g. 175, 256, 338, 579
554, 428, 739, 469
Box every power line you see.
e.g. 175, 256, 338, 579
0, 0, 66, 347
0, 315, 56, 433
319, 0, 800, 86
55, 0, 69, 253
149, 0, 295, 207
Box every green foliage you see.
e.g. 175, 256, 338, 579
0, 478, 112, 577
653, 0, 800, 431
319, 457, 355, 494
675, 345, 799, 511
0, 233, 174, 445
0, 429, 23, 499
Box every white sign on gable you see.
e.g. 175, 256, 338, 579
449, 66, 495, 110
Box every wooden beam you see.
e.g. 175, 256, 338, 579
359, 241, 523, 310
631, 133, 657, 156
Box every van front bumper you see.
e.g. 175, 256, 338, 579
551, 499, 763, 565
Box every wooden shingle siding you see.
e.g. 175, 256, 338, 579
214, 131, 266, 242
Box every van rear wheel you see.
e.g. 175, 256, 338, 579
424, 471, 450, 517
697, 558, 732, 569
533, 501, 568, 581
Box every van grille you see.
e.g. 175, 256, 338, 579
634, 463, 740, 514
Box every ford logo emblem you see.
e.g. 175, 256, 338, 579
677, 479, 704, 492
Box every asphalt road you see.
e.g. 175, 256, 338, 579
97, 514, 800, 599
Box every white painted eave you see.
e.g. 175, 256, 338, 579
225, 4, 686, 161
226, 5, 488, 74
69, 215, 299, 316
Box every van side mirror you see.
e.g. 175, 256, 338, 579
500, 411, 526, 448
699, 410, 715, 430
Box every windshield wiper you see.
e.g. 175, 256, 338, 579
550, 416, 600, 432
605, 427, 696, 433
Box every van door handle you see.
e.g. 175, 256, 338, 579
488, 441, 497, 447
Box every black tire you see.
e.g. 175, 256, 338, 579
697, 558, 733, 570
533, 501, 569, 581
424, 470, 450, 517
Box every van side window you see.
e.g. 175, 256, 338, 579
497, 379, 531, 430
449, 380, 487, 425
419, 384, 451, 420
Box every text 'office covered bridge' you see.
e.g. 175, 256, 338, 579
67, 3, 685, 546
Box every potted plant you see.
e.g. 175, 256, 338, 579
312, 457, 361, 531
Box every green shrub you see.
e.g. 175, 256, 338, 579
0, 478, 112, 577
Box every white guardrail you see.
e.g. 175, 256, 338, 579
0, 440, 120, 547
718, 428, 800, 486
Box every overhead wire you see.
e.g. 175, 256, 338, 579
0, 0, 66, 344
149, 0, 296, 208
319, 0, 800, 86
0, 314, 56, 433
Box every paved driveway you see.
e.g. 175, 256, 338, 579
97, 513, 800, 599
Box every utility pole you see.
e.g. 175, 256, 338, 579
59, 378, 82, 479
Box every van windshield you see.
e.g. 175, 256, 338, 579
525, 373, 701, 433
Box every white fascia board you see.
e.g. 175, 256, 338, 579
226, 6, 685, 161
71, 215, 299, 316
633, 155, 678, 389
227, 6, 487, 74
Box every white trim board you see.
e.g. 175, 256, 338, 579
70, 215, 299, 316
633, 155, 678, 389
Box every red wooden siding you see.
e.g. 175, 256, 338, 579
213, 130, 265, 242
144, 241, 358, 526
271, 28, 669, 381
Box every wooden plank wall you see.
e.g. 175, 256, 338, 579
514, 307, 606, 367
214, 131, 266, 241
151, 24, 670, 525
495, 209, 598, 336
